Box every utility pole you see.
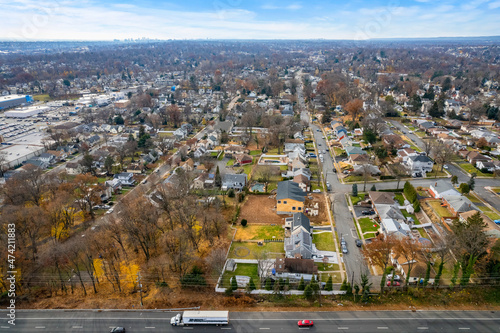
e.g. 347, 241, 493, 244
137, 271, 143, 307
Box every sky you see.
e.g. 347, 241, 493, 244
1, 0, 500, 41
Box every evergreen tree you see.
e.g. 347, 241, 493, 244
468, 173, 476, 191
303, 284, 313, 300
247, 277, 256, 291
413, 200, 421, 213
352, 183, 358, 197
325, 275, 333, 291
231, 276, 238, 291
423, 261, 431, 286
370, 184, 376, 191
298, 276, 305, 290
434, 261, 444, 287
265, 278, 272, 291
215, 166, 222, 188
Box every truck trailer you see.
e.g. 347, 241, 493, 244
170, 310, 229, 326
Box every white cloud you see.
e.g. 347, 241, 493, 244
489, 0, 500, 8
262, 2, 302, 10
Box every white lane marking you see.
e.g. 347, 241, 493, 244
338, 327, 349, 330
221, 328, 232, 330
145, 327, 156, 329
458, 328, 470, 330
1, 327, 11, 329
183, 328, 194, 330
377, 327, 388, 330
298, 328, 310, 330
72, 326, 83, 329
260, 328, 270, 330
35, 327, 45, 329
417, 328, 428, 330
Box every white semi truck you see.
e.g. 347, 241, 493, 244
170, 310, 229, 326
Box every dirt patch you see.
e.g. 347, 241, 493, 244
305, 193, 330, 225
239, 195, 283, 225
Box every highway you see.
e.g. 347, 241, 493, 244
3, 310, 500, 332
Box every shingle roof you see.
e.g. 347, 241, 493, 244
277, 181, 306, 202
292, 213, 310, 233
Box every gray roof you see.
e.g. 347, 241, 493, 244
409, 155, 433, 163
430, 180, 458, 195
292, 213, 311, 233
222, 173, 247, 185
376, 204, 406, 221
443, 195, 478, 213
285, 229, 313, 259
277, 181, 306, 202
345, 146, 366, 155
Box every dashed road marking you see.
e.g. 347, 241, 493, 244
377, 327, 388, 330
145, 327, 156, 329
417, 328, 428, 330
338, 327, 349, 330
35, 327, 45, 329
72, 326, 83, 329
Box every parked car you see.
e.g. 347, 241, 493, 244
342, 245, 348, 254
355, 239, 362, 247
387, 281, 401, 287
494, 219, 500, 225
312, 189, 321, 193
362, 210, 375, 215
318, 143, 322, 146
443, 165, 449, 169
105, 207, 114, 215
387, 274, 401, 281
110, 328, 126, 333
298, 320, 314, 327
312, 254, 324, 259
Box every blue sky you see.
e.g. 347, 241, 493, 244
1, 0, 500, 40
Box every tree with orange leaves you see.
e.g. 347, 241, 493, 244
345, 99, 364, 122
362, 233, 397, 292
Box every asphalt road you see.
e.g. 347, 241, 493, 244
4, 310, 500, 333
310, 123, 369, 286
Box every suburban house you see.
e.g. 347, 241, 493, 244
273, 256, 318, 282
352, 164, 381, 176
38, 152, 56, 165
65, 162, 82, 175
382, 134, 410, 150
441, 195, 478, 217
476, 161, 496, 172
24, 158, 48, 170
349, 153, 370, 165
429, 180, 461, 199
345, 146, 367, 157
234, 154, 252, 166
224, 145, 248, 157
293, 174, 310, 192
369, 191, 410, 238
221, 173, 247, 191
406, 155, 434, 173
284, 212, 311, 232
126, 164, 144, 174
380, 218, 411, 238
466, 151, 491, 165
276, 180, 306, 214
397, 148, 418, 162
193, 173, 209, 190
284, 227, 313, 259
113, 172, 135, 186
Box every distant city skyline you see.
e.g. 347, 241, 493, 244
2, 0, 500, 41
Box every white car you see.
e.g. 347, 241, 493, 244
444, 165, 449, 169
387, 274, 401, 281
105, 208, 114, 215
312, 189, 321, 193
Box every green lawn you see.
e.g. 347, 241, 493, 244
363, 232, 378, 239
483, 211, 500, 221
401, 209, 420, 225
427, 200, 453, 217
350, 193, 367, 205
226, 159, 235, 166
221, 263, 259, 288
312, 232, 335, 251
279, 165, 288, 171
228, 241, 285, 259
345, 175, 373, 182
316, 263, 340, 272
250, 150, 261, 156
333, 147, 345, 156
358, 217, 379, 233
394, 193, 405, 205
217, 152, 225, 160
33, 94, 52, 102
235, 225, 284, 241
458, 163, 493, 177
465, 193, 481, 203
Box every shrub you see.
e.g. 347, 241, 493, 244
352, 183, 358, 197
325, 275, 333, 291
459, 183, 470, 194
247, 277, 256, 291
240, 219, 248, 227
303, 284, 314, 300
413, 200, 421, 213
298, 276, 305, 290
227, 188, 235, 198
231, 276, 238, 291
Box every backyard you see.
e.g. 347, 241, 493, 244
427, 200, 453, 218
357, 217, 380, 234
221, 263, 259, 288
239, 195, 282, 224
234, 225, 284, 241
312, 232, 335, 251
350, 193, 367, 205
228, 241, 284, 259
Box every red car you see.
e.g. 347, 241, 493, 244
298, 320, 314, 327
387, 281, 401, 286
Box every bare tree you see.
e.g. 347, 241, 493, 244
395, 237, 421, 286
255, 251, 274, 288
362, 234, 397, 292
